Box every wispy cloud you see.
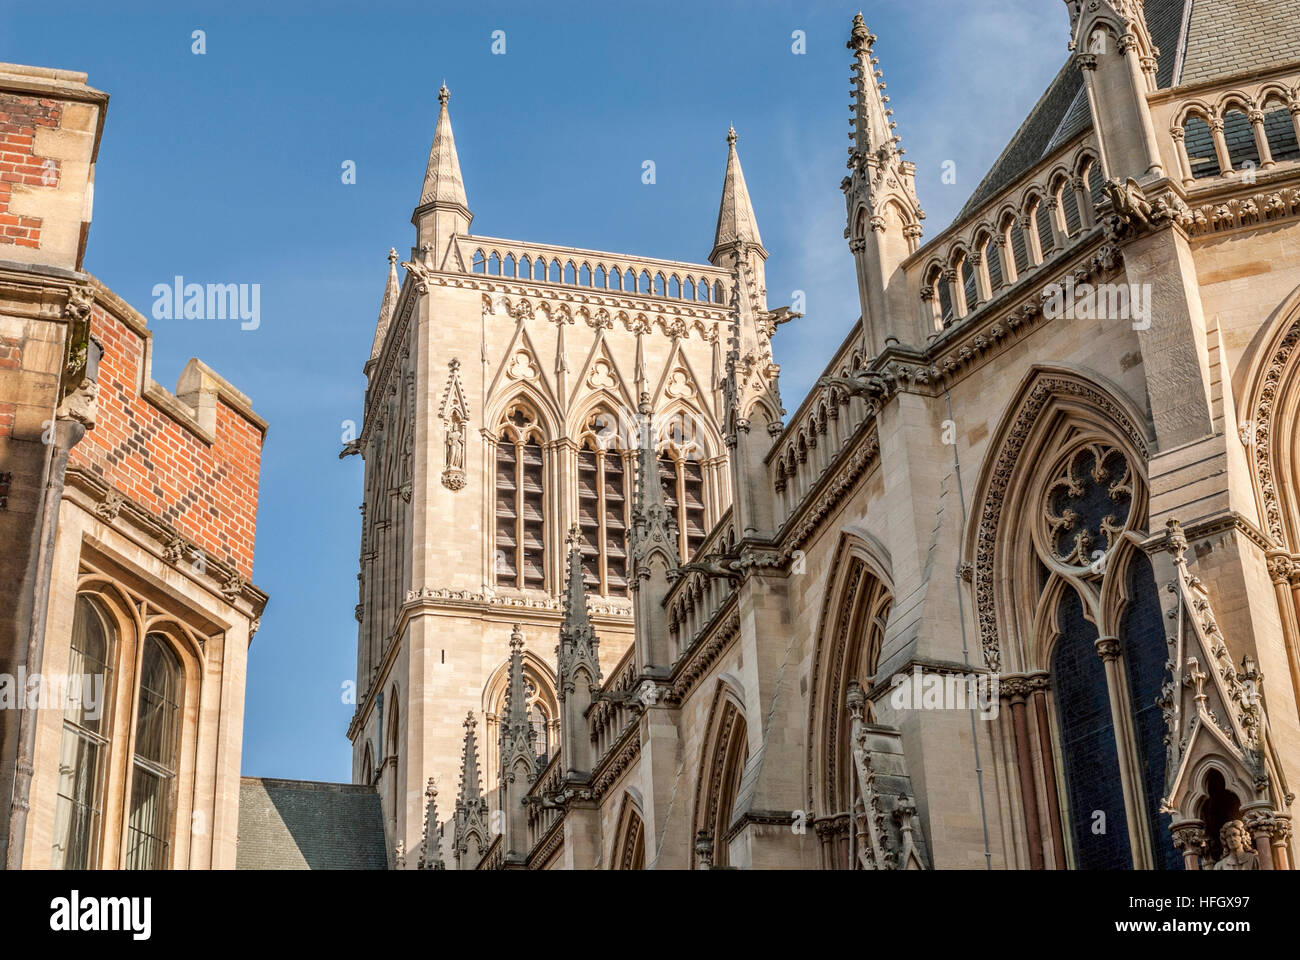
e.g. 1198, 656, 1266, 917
772, 0, 1068, 411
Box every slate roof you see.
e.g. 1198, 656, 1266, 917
236, 777, 388, 870
955, 0, 1300, 223
1178, 0, 1300, 86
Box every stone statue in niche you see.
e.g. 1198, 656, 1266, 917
1212, 820, 1259, 870
438, 358, 469, 491
442, 411, 467, 490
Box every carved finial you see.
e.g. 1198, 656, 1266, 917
387, 246, 398, 265
726, 125, 737, 146
438, 83, 450, 106
510, 623, 524, 652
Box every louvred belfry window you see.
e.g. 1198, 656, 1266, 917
659, 411, 707, 561
495, 403, 546, 590
576, 409, 630, 596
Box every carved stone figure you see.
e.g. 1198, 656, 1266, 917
1105, 176, 1155, 230
1212, 820, 1260, 870
445, 417, 465, 470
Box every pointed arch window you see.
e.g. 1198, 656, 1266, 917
577, 408, 630, 596
1012, 438, 1180, 870
124, 633, 183, 870
51, 595, 116, 869
658, 411, 707, 561
495, 402, 546, 590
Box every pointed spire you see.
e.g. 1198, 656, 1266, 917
417, 778, 445, 870
499, 625, 538, 781
559, 525, 602, 697
368, 248, 401, 364
503, 625, 530, 734
453, 711, 489, 869
848, 13, 902, 163
633, 393, 668, 518
418, 85, 469, 212
456, 711, 484, 811
710, 127, 765, 264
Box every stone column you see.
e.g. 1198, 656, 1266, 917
1269, 554, 1300, 722
994, 235, 1016, 289
1210, 116, 1233, 175
1096, 635, 1152, 868
1171, 820, 1208, 871
945, 267, 967, 321
1171, 127, 1194, 185
1030, 675, 1067, 868
1243, 809, 1277, 869
1270, 817, 1292, 870
1072, 176, 1095, 230
1249, 110, 1275, 170
1003, 677, 1044, 869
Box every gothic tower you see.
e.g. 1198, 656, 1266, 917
346, 91, 772, 866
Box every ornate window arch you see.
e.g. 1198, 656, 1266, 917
972, 370, 1175, 869
385, 692, 400, 822
691, 680, 749, 868
806, 536, 893, 869
575, 405, 633, 596
611, 793, 646, 870
494, 400, 547, 591
361, 742, 374, 786
481, 651, 559, 795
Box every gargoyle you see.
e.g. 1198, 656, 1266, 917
1104, 177, 1155, 231
669, 552, 743, 584
339, 439, 362, 459
817, 370, 888, 399
757, 305, 803, 335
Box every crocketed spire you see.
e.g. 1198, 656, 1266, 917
367, 247, 401, 365
710, 126, 765, 263
417, 84, 469, 212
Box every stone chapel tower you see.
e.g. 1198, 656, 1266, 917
345, 86, 770, 865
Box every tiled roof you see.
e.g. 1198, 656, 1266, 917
236, 777, 388, 870
1177, 0, 1300, 86
1145, 0, 1191, 88
957, 62, 1085, 220
955, 0, 1208, 223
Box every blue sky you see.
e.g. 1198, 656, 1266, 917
5, 0, 1068, 781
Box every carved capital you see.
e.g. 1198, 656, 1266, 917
1095, 637, 1122, 662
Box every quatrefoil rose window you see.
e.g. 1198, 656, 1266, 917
1041, 443, 1134, 568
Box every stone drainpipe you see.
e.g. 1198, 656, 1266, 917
4, 328, 98, 870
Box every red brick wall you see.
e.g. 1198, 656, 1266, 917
71, 304, 264, 579
0, 93, 60, 250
